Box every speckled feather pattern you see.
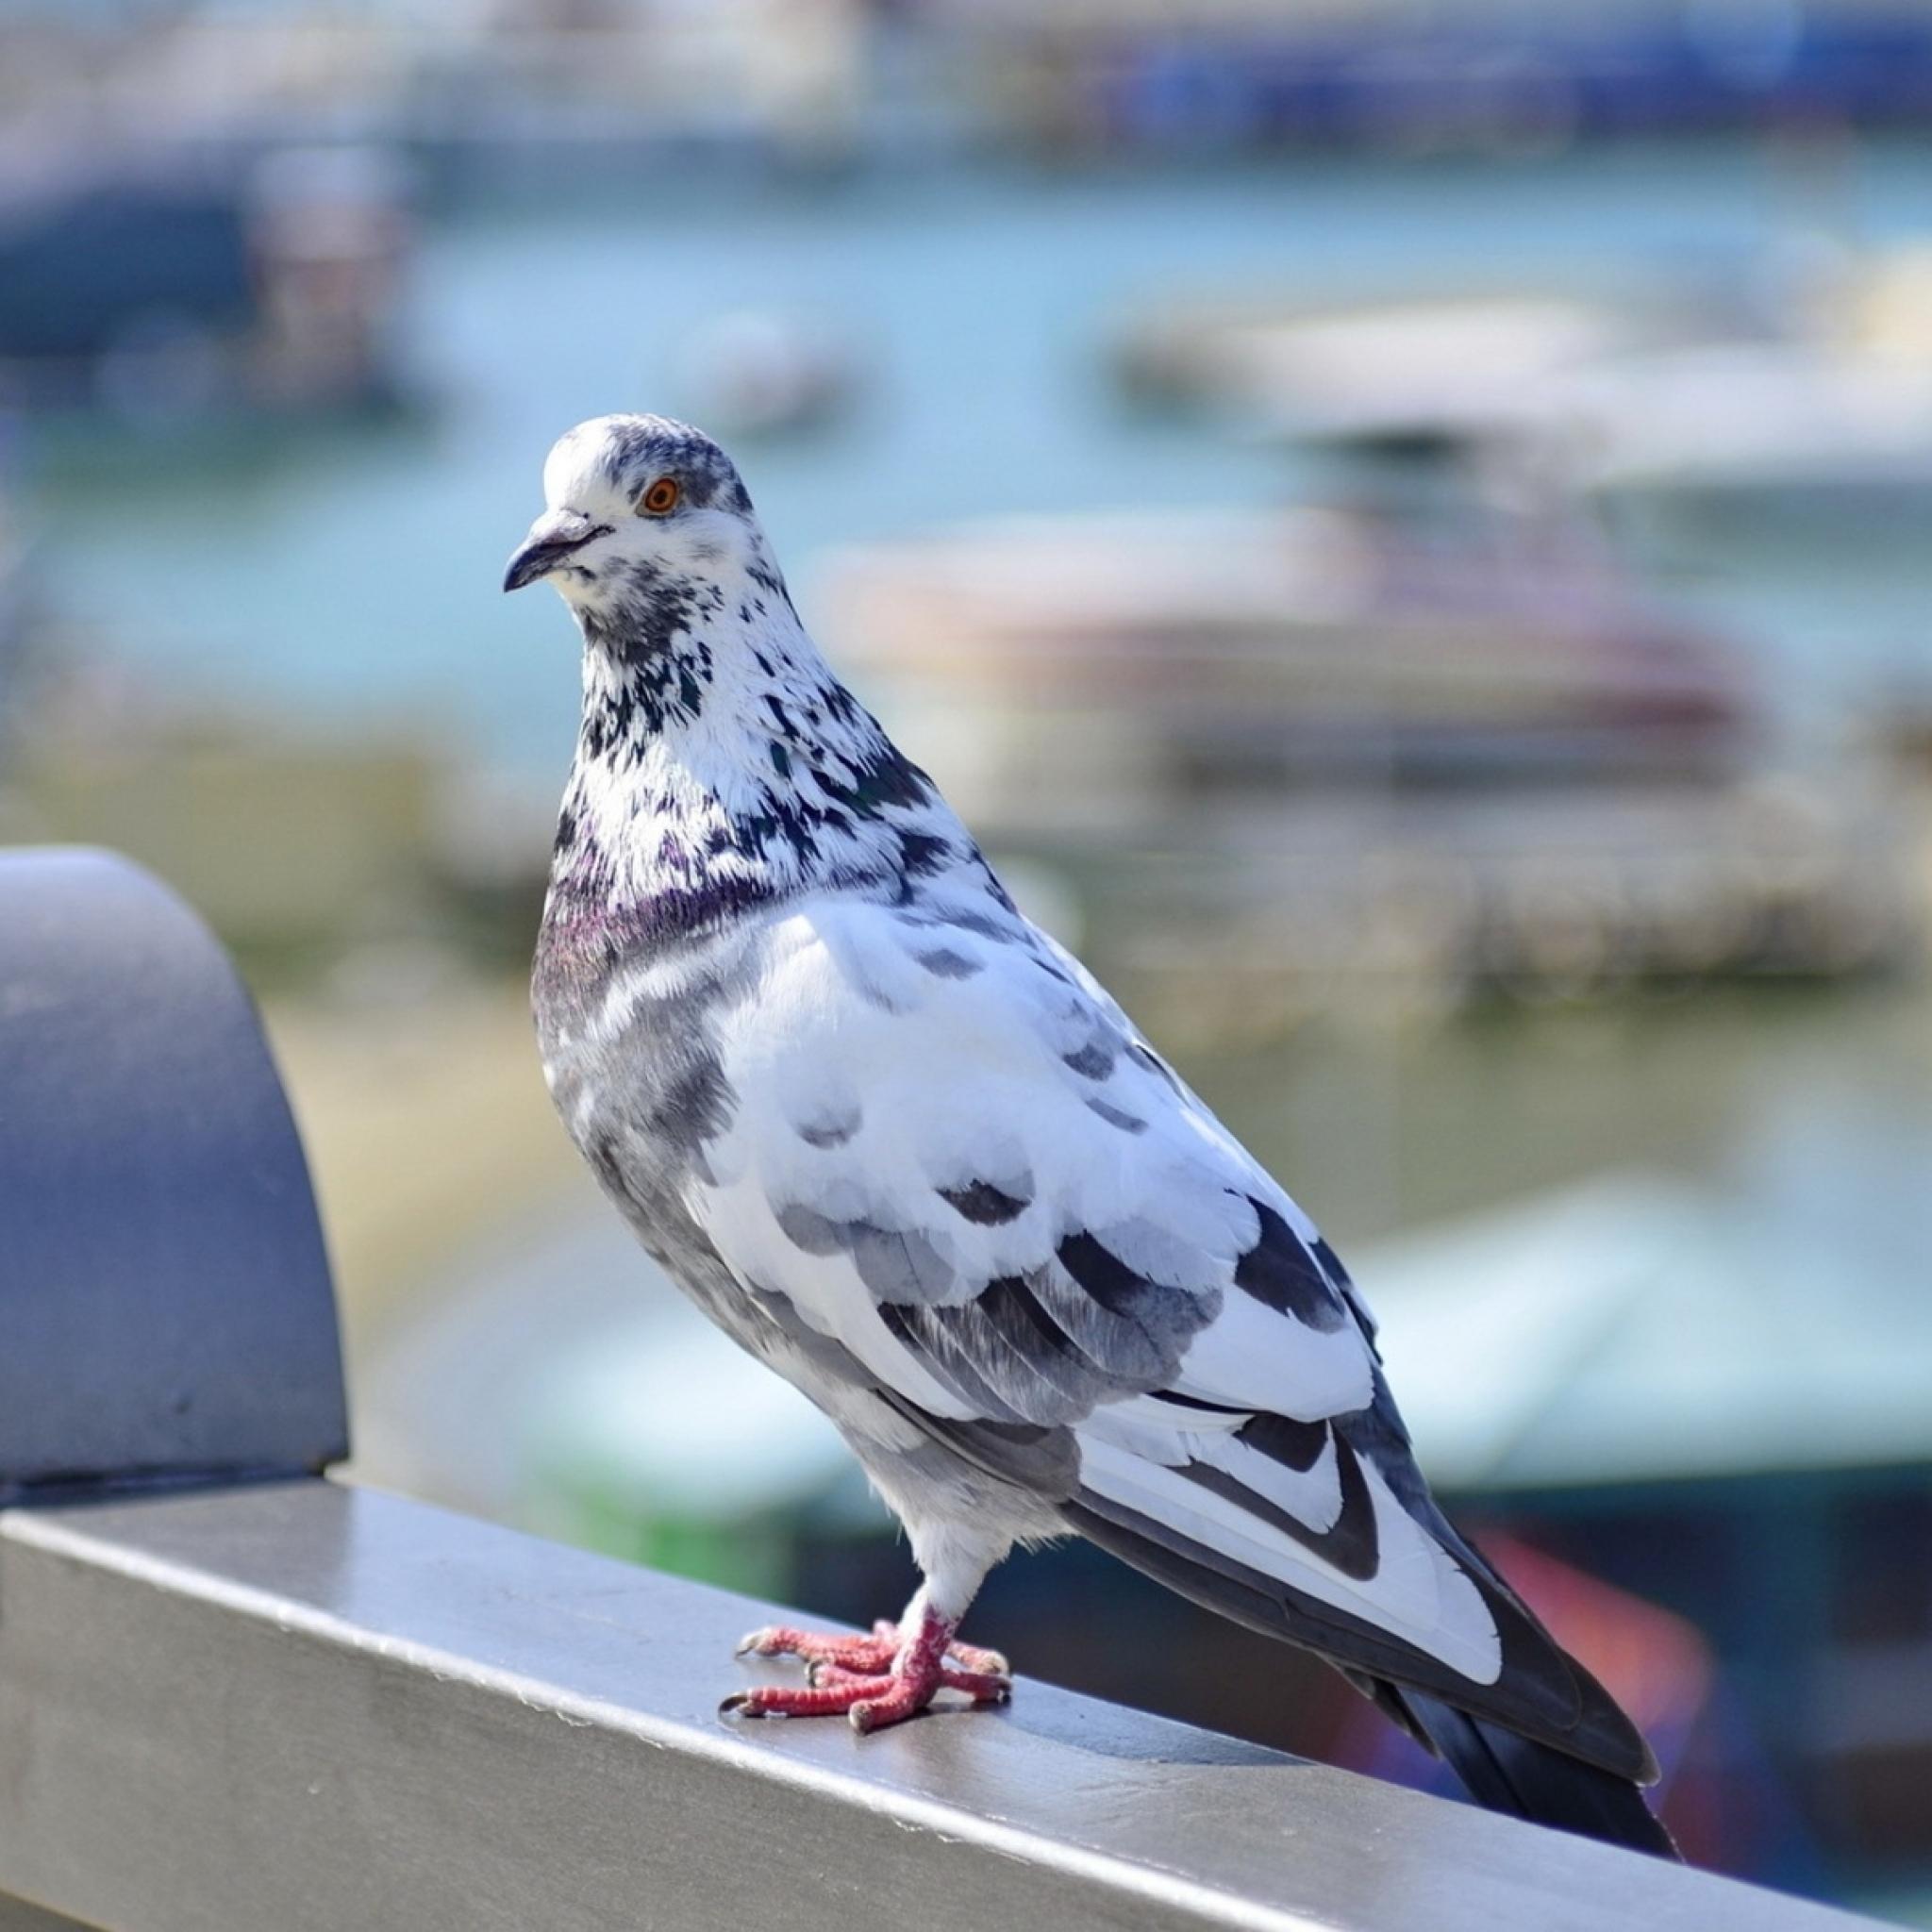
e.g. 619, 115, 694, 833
524, 414, 1655, 1781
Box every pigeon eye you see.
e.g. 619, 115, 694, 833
637, 476, 681, 517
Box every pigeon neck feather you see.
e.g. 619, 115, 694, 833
546, 549, 963, 955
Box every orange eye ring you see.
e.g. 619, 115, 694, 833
638, 476, 681, 517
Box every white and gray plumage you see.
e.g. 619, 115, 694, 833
505, 414, 1675, 1857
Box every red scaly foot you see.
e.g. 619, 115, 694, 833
734, 1616, 1008, 1679
724, 1602, 1010, 1732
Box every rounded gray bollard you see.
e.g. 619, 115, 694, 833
0, 848, 347, 1503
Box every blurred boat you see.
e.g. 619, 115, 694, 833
1582, 341, 1932, 527
1117, 257, 1932, 528
827, 500, 1753, 798
822, 502, 1915, 1019
1586, 249, 1932, 525
0, 147, 415, 433
1113, 283, 1729, 427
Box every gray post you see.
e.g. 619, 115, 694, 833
0, 847, 347, 1503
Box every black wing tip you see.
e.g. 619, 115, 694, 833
1397, 1690, 1681, 1861
1444, 1523, 1663, 1788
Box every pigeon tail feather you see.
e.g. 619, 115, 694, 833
1391, 1689, 1679, 1859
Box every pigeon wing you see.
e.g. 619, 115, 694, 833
690, 894, 1645, 1776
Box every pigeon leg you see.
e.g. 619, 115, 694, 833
724, 1592, 1010, 1732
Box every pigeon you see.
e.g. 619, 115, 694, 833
506, 414, 1676, 1857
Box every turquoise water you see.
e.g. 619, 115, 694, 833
27, 136, 1932, 777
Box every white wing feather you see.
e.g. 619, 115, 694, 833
688, 895, 1500, 1684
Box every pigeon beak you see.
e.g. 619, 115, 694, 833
503, 509, 608, 592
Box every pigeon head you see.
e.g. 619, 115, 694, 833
503, 413, 761, 609
515, 413, 974, 952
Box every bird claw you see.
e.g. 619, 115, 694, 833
736, 1620, 1007, 1678
723, 1661, 1010, 1728
725, 1609, 1013, 1729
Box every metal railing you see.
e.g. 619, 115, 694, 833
0, 851, 1874, 1932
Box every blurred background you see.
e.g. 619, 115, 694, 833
4, 0, 1932, 1911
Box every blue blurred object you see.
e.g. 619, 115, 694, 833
0, 151, 413, 422
0, 183, 253, 364
1085, 8, 1932, 153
